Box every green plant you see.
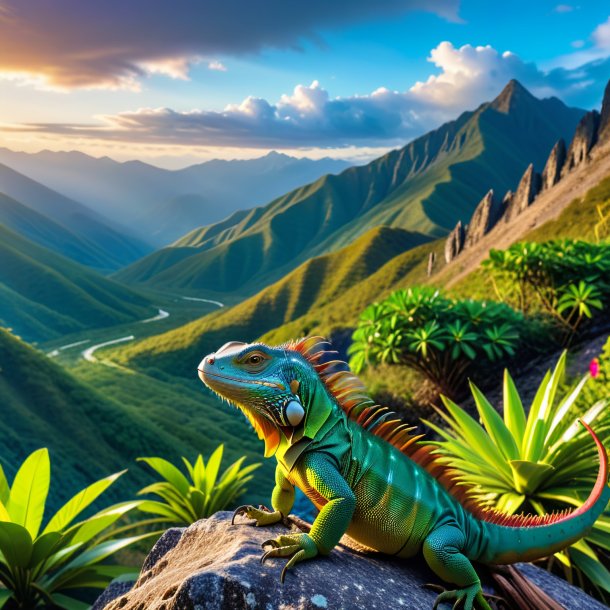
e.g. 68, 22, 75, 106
348, 286, 524, 398
137, 445, 260, 526
0, 448, 150, 609
426, 352, 610, 602
483, 240, 610, 343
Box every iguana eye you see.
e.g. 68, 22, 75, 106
248, 354, 262, 364
241, 351, 268, 369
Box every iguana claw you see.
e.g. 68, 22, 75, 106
231, 504, 281, 526
260, 533, 318, 583
431, 584, 492, 610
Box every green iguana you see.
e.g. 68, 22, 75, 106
197, 337, 609, 610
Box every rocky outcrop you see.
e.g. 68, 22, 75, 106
94, 512, 607, 610
562, 110, 600, 175
540, 139, 566, 191
598, 79, 610, 145
503, 163, 541, 223
464, 190, 502, 248
426, 251, 436, 277
444, 220, 465, 263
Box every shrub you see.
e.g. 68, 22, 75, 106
137, 445, 260, 526
483, 240, 610, 343
348, 286, 524, 398
426, 352, 610, 602
0, 449, 149, 609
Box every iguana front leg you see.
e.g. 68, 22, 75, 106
233, 463, 295, 526
261, 452, 356, 582
423, 525, 492, 610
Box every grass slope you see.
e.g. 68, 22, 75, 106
116, 81, 582, 295
114, 227, 435, 376
0, 328, 272, 511
0, 225, 154, 342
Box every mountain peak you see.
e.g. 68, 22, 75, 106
491, 79, 537, 113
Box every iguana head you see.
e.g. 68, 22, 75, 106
198, 340, 334, 457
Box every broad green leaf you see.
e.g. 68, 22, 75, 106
508, 460, 555, 495
495, 492, 525, 514
30, 531, 63, 568
0, 522, 33, 568
0, 590, 12, 609
0, 503, 9, 523
203, 445, 224, 497
137, 458, 189, 495
50, 593, 91, 610
6, 448, 50, 538
503, 370, 526, 442
69, 502, 141, 546
571, 548, 610, 594
546, 374, 592, 444
470, 382, 519, 461
0, 466, 9, 505
43, 470, 126, 534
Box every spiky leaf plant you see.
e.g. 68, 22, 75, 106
0, 449, 149, 609
137, 445, 260, 525
426, 352, 610, 601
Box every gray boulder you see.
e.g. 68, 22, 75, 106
94, 512, 606, 610
464, 190, 502, 248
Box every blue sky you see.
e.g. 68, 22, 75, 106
0, 0, 608, 167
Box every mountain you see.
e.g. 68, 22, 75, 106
0, 192, 121, 269
0, 328, 273, 510
0, 149, 351, 245
0, 163, 150, 270
116, 80, 584, 295
0, 224, 155, 341
113, 226, 433, 377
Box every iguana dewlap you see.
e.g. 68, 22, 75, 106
197, 337, 609, 610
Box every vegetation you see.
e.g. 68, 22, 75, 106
137, 446, 260, 526
348, 286, 524, 398
0, 225, 153, 342
0, 449, 149, 609
483, 240, 609, 343
427, 352, 610, 602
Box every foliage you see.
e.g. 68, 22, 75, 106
137, 445, 260, 526
348, 286, 524, 398
483, 240, 610, 343
0, 448, 149, 609
426, 352, 610, 602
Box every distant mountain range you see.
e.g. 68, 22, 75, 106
116, 80, 584, 296
0, 149, 351, 245
0, 162, 150, 270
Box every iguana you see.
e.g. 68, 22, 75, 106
197, 337, 609, 610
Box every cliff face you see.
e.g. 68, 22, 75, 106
444, 220, 465, 263
562, 110, 600, 175
464, 190, 502, 248
598, 80, 610, 144
504, 163, 541, 223
541, 139, 566, 191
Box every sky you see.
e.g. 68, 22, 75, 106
0, 0, 609, 169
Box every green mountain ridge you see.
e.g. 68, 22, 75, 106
116, 80, 583, 296
0, 161, 150, 270
114, 226, 433, 376
0, 224, 155, 342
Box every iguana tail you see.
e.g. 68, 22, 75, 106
478, 421, 609, 565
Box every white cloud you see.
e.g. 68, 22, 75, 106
553, 4, 575, 13
593, 16, 610, 49
5, 40, 609, 150
208, 60, 227, 72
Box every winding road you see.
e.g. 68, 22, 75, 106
46, 298, 224, 364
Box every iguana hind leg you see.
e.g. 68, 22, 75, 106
423, 525, 492, 610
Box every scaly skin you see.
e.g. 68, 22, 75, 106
198, 339, 610, 610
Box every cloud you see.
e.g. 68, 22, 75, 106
208, 61, 228, 72
0, 0, 458, 89
593, 16, 610, 49
7, 40, 608, 151
553, 4, 575, 13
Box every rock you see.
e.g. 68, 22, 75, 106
598, 79, 610, 144
94, 512, 607, 610
503, 163, 541, 223
444, 220, 465, 263
426, 251, 436, 277
540, 139, 566, 191
464, 190, 502, 248
562, 110, 600, 176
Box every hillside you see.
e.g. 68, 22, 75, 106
0, 225, 155, 342
0, 328, 273, 510
0, 191, 119, 269
0, 149, 350, 246
116, 80, 583, 295
0, 162, 150, 269
113, 226, 433, 376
